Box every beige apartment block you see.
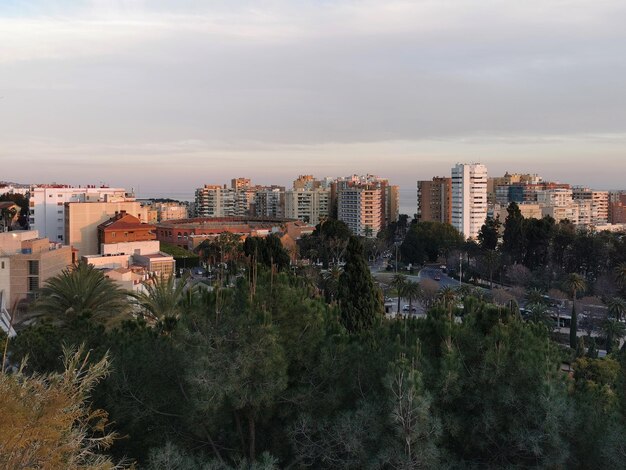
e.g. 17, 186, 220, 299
542, 204, 580, 225
338, 185, 383, 237
65, 201, 149, 257
497, 203, 543, 221
0, 231, 72, 307
284, 189, 330, 225
572, 187, 609, 226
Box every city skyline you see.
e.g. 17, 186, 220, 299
1, 1, 625, 193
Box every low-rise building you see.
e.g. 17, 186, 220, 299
97, 212, 156, 249
0, 230, 72, 308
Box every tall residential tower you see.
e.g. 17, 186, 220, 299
451, 163, 488, 239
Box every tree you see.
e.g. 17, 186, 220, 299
502, 202, 524, 264
337, 237, 383, 333
434, 306, 571, 467
243, 235, 290, 272
381, 356, 441, 468
526, 303, 552, 328
0, 346, 123, 469
437, 286, 458, 351
33, 261, 130, 324
320, 266, 342, 304
602, 319, 626, 354
481, 249, 501, 289
525, 287, 546, 307
477, 216, 500, 251
615, 262, 626, 289
522, 216, 555, 270
403, 281, 422, 316
563, 273, 587, 349
401, 222, 463, 265
130, 274, 190, 332
390, 273, 408, 314
606, 296, 626, 322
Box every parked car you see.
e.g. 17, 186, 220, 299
402, 305, 417, 313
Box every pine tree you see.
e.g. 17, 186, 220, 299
502, 202, 524, 264
337, 237, 383, 333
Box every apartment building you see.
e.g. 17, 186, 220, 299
417, 177, 452, 224
451, 163, 488, 239
29, 185, 132, 242
254, 188, 285, 218
153, 202, 188, 222
609, 192, 626, 224
65, 200, 150, 257
195, 185, 237, 217
572, 187, 609, 225
284, 188, 330, 225
337, 185, 383, 237
488, 173, 542, 205
0, 230, 72, 308
231, 178, 252, 191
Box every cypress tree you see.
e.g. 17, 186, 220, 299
337, 237, 383, 333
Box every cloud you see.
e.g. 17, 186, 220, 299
0, 0, 625, 190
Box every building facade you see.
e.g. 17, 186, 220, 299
64, 201, 149, 257
29, 185, 132, 243
337, 185, 383, 237
0, 230, 72, 308
284, 189, 330, 225
417, 177, 452, 224
451, 163, 488, 239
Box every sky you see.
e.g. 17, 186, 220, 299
1, 0, 625, 198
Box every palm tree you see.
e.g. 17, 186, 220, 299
403, 281, 422, 315
437, 286, 458, 351
321, 266, 342, 303
391, 273, 408, 314
131, 273, 189, 331
33, 262, 130, 323
526, 303, 552, 328
602, 319, 626, 354
615, 263, 626, 289
606, 296, 626, 322
563, 273, 586, 349
525, 288, 545, 307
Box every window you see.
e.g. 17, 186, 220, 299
1, 261, 4, 269
28, 260, 39, 275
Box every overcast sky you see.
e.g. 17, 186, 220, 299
1, 0, 625, 197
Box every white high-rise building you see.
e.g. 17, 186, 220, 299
451, 163, 488, 239
195, 185, 237, 217
30, 185, 132, 243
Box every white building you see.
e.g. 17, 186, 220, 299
572, 187, 609, 226
30, 185, 131, 243
254, 189, 284, 218
284, 189, 330, 225
194, 185, 237, 217
451, 163, 488, 239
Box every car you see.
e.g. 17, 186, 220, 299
434, 274, 441, 281
402, 305, 417, 313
